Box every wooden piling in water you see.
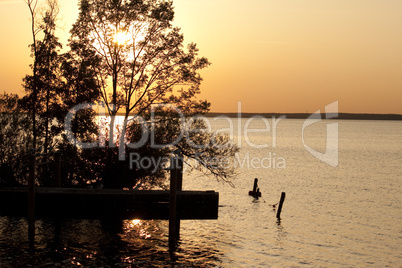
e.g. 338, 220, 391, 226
276, 192, 286, 219
175, 154, 183, 236
249, 178, 261, 197
252, 178, 258, 193
169, 155, 179, 249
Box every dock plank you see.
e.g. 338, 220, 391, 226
0, 187, 219, 220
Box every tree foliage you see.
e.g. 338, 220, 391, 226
0, 93, 31, 186
69, 0, 211, 119
64, 0, 240, 189
19, 0, 101, 186
125, 110, 239, 187
1, 0, 239, 189
67, 0, 238, 187
22, 0, 64, 153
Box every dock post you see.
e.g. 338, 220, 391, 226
169, 155, 178, 250
276, 192, 286, 219
28, 152, 36, 249
175, 153, 183, 236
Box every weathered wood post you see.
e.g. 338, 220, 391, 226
175, 152, 183, 236
249, 178, 261, 197
253, 178, 258, 193
169, 155, 178, 250
28, 152, 36, 248
276, 192, 286, 219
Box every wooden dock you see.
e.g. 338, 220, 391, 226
0, 187, 219, 220
3, 154, 217, 249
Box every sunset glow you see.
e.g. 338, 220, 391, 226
1, 0, 401, 114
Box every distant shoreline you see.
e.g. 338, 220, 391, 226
203, 112, 402, 121
88, 112, 402, 121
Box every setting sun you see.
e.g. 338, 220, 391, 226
114, 31, 129, 45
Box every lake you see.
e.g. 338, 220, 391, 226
0, 118, 401, 267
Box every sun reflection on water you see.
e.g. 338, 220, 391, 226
122, 219, 163, 240
128, 219, 141, 227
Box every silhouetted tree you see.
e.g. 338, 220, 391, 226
65, 0, 238, 188
55, 48, 102, 186
61, 42, 101, 145
22, 0, 64, 154
0, 93, 31, 186
69, 0, 210, 138
25, 0, 40, 152
12, 0, 237, 189
20, 0, 103, 186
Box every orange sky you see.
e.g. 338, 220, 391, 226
1, 0, 401, 114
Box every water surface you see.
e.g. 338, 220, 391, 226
0, 119, 401, 267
